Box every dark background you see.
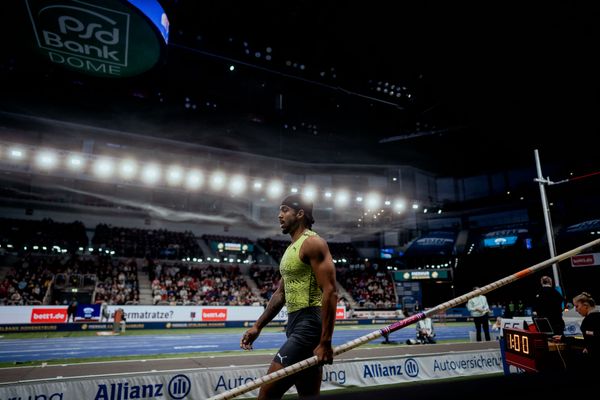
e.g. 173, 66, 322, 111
2, 0, 598, 177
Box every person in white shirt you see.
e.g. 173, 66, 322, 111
416, 316, 436, 344
100, 302, 110, 322
467, 287, 491, 341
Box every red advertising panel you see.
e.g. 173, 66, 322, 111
571, 253, 599, 267
336, 307, 346, 320
201, 309, 227, 321
30, 308, 68, 323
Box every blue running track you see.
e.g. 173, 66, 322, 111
0, 325, 473, 363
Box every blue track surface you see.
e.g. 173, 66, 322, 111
1, 325, 473, 363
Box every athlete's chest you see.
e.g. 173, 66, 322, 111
280, 245, 310, 278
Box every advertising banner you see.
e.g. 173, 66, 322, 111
0, 349, 503, 399
75, 303, 101, 322
571, 253, 600, 267
0, 305, 266, 324
24, 0, 169, 77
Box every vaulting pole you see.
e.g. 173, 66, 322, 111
209, 237, 600, 400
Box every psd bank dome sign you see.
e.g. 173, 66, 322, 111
25, 0, 169, 78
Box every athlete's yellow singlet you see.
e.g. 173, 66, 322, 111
279, 229, 322, 313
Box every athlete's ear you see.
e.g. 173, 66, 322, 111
296, 209, 305, 218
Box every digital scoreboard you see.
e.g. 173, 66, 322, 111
502, 327, 549, 372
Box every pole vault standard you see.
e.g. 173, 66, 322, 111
209, 237, 600, 400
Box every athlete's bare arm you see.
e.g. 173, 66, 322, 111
240, 279, 286, 350
301, 236, 337, 364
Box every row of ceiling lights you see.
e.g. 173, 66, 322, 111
0, 143, 423, 213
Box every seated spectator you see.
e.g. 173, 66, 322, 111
406, 315, 436, 344
416, 315, 436, 344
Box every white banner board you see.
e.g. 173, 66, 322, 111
0, 305, 347, 324
0, 305, 266, 324
0, 349, 503, 399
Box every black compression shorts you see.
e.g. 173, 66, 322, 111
273, 306, 322, 367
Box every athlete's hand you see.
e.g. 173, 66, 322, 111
314, 340, 334, 365
240, 326, 260, 350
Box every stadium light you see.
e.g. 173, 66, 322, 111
34, 149, 58, 170
141, 163, 161, 185
0, 141, 442, 219
8, 147, 25, 161
393, 199, 407, 213
209, 170, 227, 191
267, 179, 284, 198
93, 157, 115, 179
185, 169, 204, 190
365, 192, 382, 209
166, 165, 184, 186
303, 185, 317, 201
229, 174, 247, 195
334, 189, 350, 207
119, 158, 138, 180
66, 153, 86, 172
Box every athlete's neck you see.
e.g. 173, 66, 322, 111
289, 226, 308, 243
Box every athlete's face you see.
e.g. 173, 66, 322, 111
278, 205, 301, 234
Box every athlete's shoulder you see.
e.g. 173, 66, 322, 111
303, 229, 319, 237
301, 232, 330, 254
303, 230, 325, 244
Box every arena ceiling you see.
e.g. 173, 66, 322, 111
2, 1, 598, 178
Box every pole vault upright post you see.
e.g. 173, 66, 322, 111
533, 149, 562, 294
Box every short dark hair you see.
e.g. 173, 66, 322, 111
281, 194, 315, 228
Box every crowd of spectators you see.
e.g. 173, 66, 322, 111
0, 218, 397, 309
149, 263, 261, 306
337, 262, 397, 309
249, 265, 281, 301
92, 257, 140, 305
0, 255, 53, 305
0, 253, 99, 305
